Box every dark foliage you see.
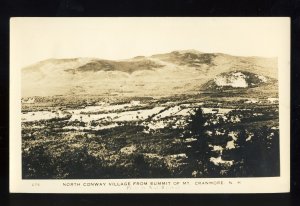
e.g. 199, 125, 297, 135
22, 104, 280, 179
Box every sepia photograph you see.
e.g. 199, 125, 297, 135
10, 17, 290, 193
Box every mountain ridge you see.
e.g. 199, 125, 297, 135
22, 50, 278, 97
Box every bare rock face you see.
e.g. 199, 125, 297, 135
202, 70, 275, 91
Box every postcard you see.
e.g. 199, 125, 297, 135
10, 17, 290, 193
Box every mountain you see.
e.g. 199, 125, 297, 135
202, 71, 277, 91
22, 50, 277, 97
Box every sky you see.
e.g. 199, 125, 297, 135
10, 17, 290, 69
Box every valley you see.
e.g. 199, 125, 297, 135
21, 50, 280, 179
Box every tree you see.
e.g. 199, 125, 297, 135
184, 107, 212, 177
226, 126, 280, 177
188, 108, 207, 137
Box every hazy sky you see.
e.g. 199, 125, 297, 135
11, 17, 290, 69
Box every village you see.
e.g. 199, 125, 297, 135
21, 95, 279, 179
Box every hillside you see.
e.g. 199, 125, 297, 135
202, 71, 277, 90
22, 50, 277, 97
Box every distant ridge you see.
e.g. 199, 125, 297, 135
22, 50, 278, 97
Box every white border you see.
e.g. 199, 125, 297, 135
9, 17, 290, 193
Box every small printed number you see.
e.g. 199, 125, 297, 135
32, 183, 40, 187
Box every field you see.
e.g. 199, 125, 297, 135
21, 94, 280, 179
